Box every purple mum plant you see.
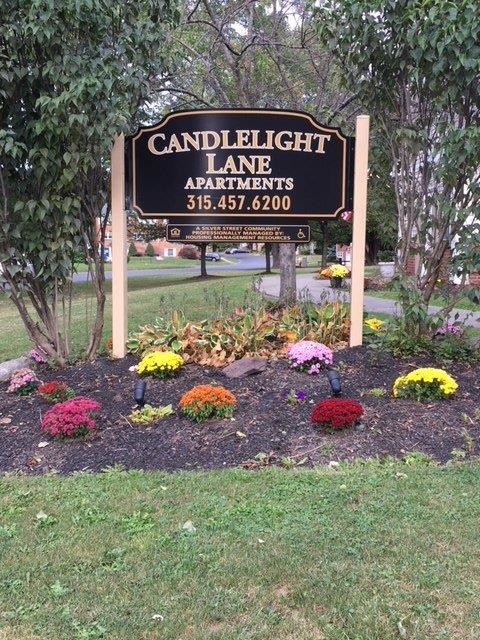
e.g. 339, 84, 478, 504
28, 348, 48, 364
281, 388, 308, 405
286, 340, 333, 374
435, 322, 464, 337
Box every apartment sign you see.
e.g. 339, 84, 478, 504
128, 109, 353, 222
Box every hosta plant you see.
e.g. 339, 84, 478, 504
311, 398, 364, 431
286, 340, 333, 374
41, 397, 101, 438
393, 368, 458, 400
136, 351, 183, 379
180, 385, 236, 422
37, 381, 75, 404
126, 302, 350, 367
128, 404, 174, 425
7, 368, 40, 395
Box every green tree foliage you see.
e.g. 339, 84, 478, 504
144, 243, 155, 257
128, 242, 138, 258
310, 141, 397, 265
313, 0, 480, 321
161, 0, 354, 121
156, 0, 363, 302
0, 0, 178, 362
128, 216, 166, 243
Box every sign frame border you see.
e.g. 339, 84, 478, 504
127, 108, 350, 220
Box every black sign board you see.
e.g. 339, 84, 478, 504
166, 223, 310, 243
127, 109, 354, 222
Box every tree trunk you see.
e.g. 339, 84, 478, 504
199, 243, 208, 277
279, 243, 296, 305
264, 243, 272, 274
321, 221, 329, 267
365, 235, 379, 265
271, 243, 280, 268
83, 200, 107, 361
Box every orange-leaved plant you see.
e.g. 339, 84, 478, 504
179, 385, 236, 422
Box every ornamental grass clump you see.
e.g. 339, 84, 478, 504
311, 398, 364, 431
128, 404, 174, 425
37, 381, 75, 404
136, 351, 183, 379
286, 340, 333, 374
393, 367, 458, 401
41, 397, 101, 439
7, 368, 40, 395
180, 385, 236, 422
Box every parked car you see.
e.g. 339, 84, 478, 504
225, 247, 250, 254
205, 252, 220, 261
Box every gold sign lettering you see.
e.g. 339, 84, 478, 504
148, 128, 332, 156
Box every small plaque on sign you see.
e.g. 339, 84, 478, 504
166, 224, 310, 243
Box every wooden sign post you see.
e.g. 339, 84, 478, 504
349, 115, 370, 347
111, 134, 127, 358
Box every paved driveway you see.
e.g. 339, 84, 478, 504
73, 253, 265, 283
259, 273, 480, 328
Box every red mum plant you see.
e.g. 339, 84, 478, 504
41, 396, 101, 439
37, 381, 75, 404
311, 398, 364, 431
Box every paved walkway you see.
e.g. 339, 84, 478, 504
259, 273, 480, 328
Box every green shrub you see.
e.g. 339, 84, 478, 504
178, 245, 199, 259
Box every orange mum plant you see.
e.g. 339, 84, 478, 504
179, 385, 236, 422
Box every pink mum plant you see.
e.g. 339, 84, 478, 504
286, 340, 333, 374
41, 396, 101, 438
7, 368, 40, 395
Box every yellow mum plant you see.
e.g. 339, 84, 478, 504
319, 264, 350, 279
329, 264, 350, 278
364, 317, 385, 332
136, 351, 183, 379
393, 367, 458, 401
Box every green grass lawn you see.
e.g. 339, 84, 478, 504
73, 255, 238, 272
0, 273, 262, 361
0, 462, 479, 639
367, 288, 479, 312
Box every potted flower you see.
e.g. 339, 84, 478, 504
320, 264, 350, 288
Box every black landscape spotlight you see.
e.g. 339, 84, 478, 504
134, 379, 147, 407
327, 369, 342, 397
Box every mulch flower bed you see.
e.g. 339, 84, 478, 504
0, 347, 479, 475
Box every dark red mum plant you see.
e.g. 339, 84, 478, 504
37, 381, 75, 404
311, 398, 364, 431
41, 396, 101, 438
